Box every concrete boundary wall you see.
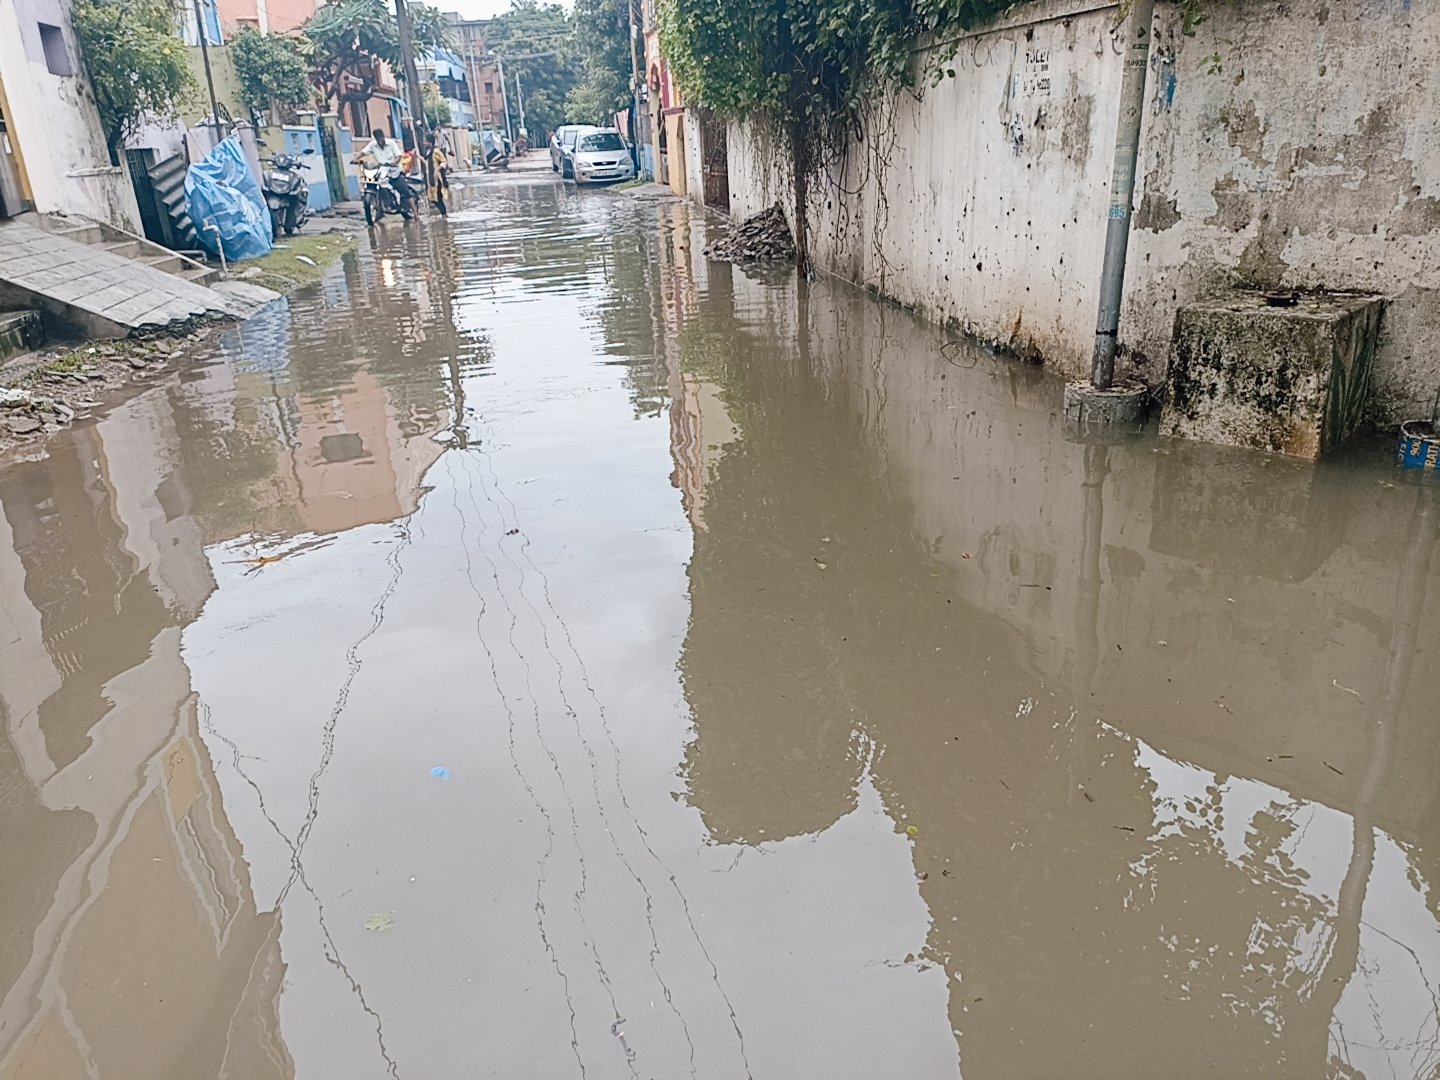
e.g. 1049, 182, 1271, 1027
725, 0, 1440, 426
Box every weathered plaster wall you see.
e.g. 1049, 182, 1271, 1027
1132, 0, 1440, 424
726, 0, 1440, 427
0, 0, 141, 230
728, 0, 1123, 371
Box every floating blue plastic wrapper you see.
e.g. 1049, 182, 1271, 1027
430, 766, 450, 780
185, 134, 272, 261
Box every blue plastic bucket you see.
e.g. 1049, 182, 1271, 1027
1397, 421, 1440, 470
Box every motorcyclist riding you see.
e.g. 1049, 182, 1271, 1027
352, 127, 412, 218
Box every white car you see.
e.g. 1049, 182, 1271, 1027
550, 124, 585, 174
570, 129, 635, 185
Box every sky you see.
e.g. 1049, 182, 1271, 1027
441, 0, 573, 20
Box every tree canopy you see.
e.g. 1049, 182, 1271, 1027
231, 26, 314, 119
72, 0, 197, 158
566, 0, 633, 126
422, 80, 452, 126
484, 0, 582, 139
303, 0, 449, 108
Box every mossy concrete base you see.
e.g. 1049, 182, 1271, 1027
1161, 291, 1384, 460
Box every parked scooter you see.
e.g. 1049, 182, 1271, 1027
262, 149, 311, 238
357, 155, 415, 226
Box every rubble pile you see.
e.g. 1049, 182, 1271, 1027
0, 332, 200, 450
705, 204, 795, 263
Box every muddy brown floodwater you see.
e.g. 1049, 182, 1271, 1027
1, 175, 1438, 1080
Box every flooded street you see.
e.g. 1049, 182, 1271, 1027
3, 172, 1440, 1080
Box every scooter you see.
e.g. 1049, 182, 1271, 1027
358, 157, 416, 226
262, 150, 311, 238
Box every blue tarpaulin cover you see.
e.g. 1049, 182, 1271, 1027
185, 135, 272, 261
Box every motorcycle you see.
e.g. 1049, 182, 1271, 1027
358, 155, 415, 226
262, 150, 311, 239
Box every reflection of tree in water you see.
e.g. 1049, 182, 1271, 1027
287, 242, 489, 414
169, 236, 490, 540
595, 212, 673, 419
670, 268, 1440, 1077
167, 383, 301, 541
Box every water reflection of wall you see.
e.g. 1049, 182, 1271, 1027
0, 230, 481, 1078
660, 232, 1440, 1078
0, 395, 293, 1079
165, 247, 470, 544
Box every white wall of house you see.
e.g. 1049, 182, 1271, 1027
0, 0, 141, 229
682, 108, 704, 204
726, 0, 1440, 426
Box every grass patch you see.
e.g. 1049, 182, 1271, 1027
243, 232, 358, 294
609, 179, 648, 192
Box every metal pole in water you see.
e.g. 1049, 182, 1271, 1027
1090, 0, 1155, 391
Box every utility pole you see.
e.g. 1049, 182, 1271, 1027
394, 0, 428, 148
465, 41, 486, 127
191, 0, 221, 130
627, 0, 642, 171
514, 71, 525, 138
1062, 0, 1153, 430
495, 55, 513, 143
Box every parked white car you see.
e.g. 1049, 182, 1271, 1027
570, 129, 635, 185
550, 125, 586, 174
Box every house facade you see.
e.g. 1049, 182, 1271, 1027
0, 0, 141, 228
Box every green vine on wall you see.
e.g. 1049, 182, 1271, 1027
660, 0, 1218, 271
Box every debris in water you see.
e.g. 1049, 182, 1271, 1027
1331, 679, 1361, 697
432, 430, 457, 444
0, 388, 35, 407
364, 911, 397, 932
1323, 761, 1345, 776
228, 554, 287, 568
814, 559, 827, 570
704, 203, 795, 263
905, 824, 920, 839
430, 766, 451, 780
505, 528, 520, 536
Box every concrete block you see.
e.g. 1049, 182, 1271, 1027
1161, 291, 1385, 459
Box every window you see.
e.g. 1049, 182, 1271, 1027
484, 81, 493, 94
579, 133, 625, 152
38, 23, 72, 77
